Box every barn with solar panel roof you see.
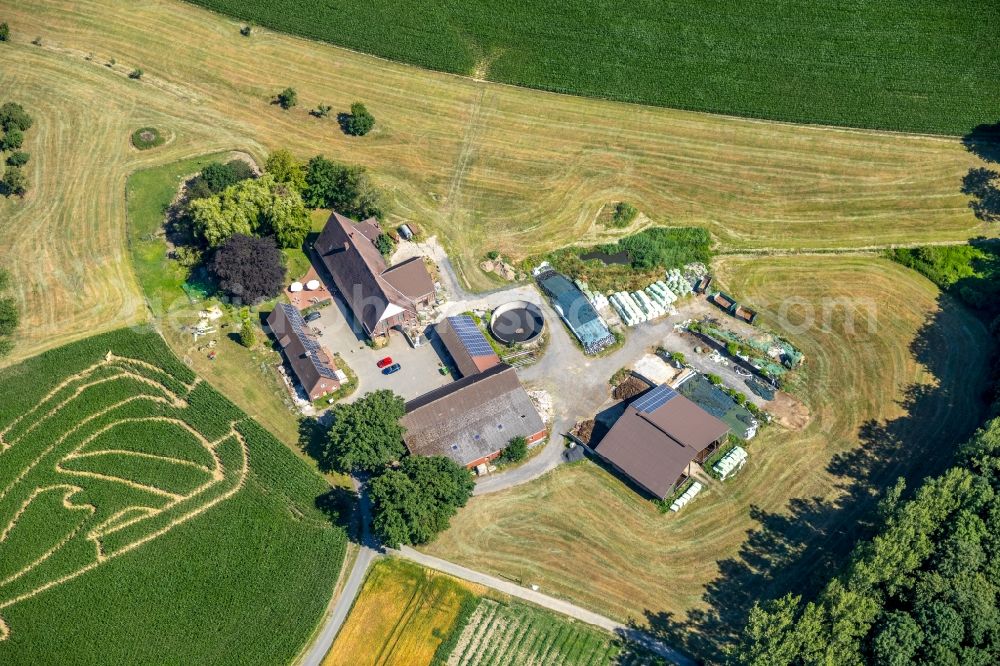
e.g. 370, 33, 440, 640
593, 383, 730, 499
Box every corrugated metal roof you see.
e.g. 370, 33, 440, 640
401, 364, 544, 466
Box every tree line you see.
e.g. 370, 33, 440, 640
0, 268, 19, 357
0, 102, 33, 197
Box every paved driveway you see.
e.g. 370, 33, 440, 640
310, 293, 454, 403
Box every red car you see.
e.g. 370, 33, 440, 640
376, 356, 393, 369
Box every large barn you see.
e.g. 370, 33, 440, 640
313, 212, 435, 339
401, 315, 545, 468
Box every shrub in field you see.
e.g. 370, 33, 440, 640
609, 201, 637, 228
130, 126, 164, 150
275, 87, 297, 109
0, 22, 8, 42
0, 102, 31, 132
0, 128, 23, 151
341, 102, 375, 136
128, 68, 143, 80
5, 150, 28, 166
1, 165, 27, 197
240, 24, 251, 36
311, 104, 332, 118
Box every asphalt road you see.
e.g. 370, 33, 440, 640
298, 478, 379, 666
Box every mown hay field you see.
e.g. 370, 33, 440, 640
185, 0, 1000, 135
0, 0, 990, 363
0, 327, 347, 665
425, 255, 994, 656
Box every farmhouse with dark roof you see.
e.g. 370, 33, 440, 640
313, 211, 435, 339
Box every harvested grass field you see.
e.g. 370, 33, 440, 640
325, 558, 481, 666
186, 0, 1000, 135
0, 0, 991, 363
0, 327, 347, 664
425, 256, 994, 657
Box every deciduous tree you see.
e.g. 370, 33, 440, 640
276, 87, 297, 110
0, 103, 31, 132
370, 455, 474, 547
209, 234, 286, 304
323, 390, 406, 472
189, 173, 310, 248
343, 102, 375, 136
265, 149, 306, 192
304, 156, 383, 219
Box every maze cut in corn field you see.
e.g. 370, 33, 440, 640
0, 327, 347, 665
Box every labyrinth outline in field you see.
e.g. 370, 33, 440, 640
0, 353, 248, 640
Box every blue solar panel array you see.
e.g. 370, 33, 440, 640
283, 304, 339, 379
448, 315, 495, 358
633, 385, 678, 414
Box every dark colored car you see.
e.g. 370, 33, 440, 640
382, 363, 401, 375
376, 356, 393, 368
304, 311, 322, 323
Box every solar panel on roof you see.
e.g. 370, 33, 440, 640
448, 315, 495, 358
633, 385, 678, 414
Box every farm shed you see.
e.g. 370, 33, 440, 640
401, 364, 546, 468
436, 315, 500, 378
266, 303, 341, 400
594, 384, 730, 499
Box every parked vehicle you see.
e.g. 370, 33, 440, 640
382, 363, 401, 375
377, 356, 393, 368
304, 311, 322, 323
